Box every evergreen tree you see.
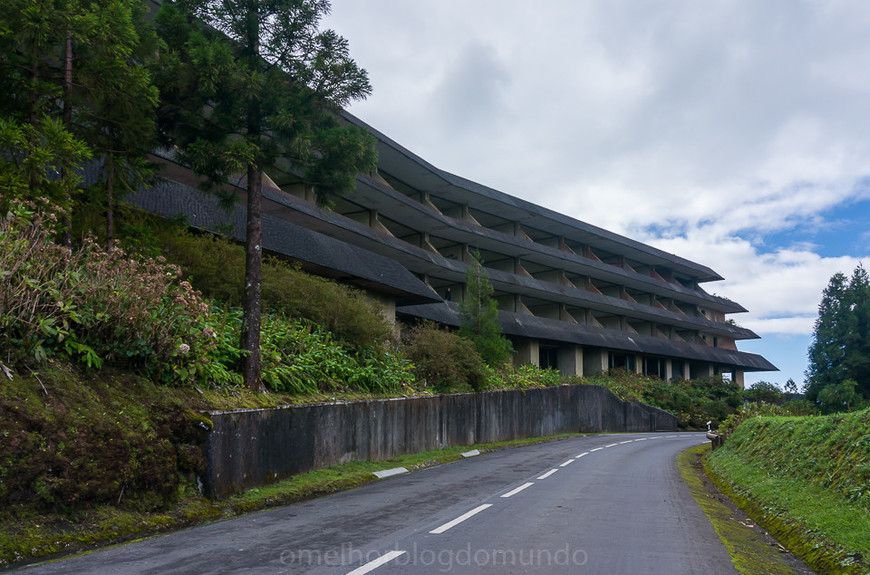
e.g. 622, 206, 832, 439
72, 0, 159, 247
0, 116, 91, 218
153, 0, 377, 391
458, 252, 514, 366
805, 264, 870, 402
0, 0, 159, 245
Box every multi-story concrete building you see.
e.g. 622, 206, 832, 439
133, 111, 776, 388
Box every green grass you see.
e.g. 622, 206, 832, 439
705, 409, 870, 574
0, 433, 584, 568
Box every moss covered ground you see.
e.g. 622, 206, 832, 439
678, 444, 812, 574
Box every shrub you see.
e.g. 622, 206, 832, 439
403, 322, 487, 392
487, 364, 562, 390
0, 202, 215, 384
202, 307, 413, 395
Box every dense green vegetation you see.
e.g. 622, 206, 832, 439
152, 0, 378, 390
580, 369, 816, 429
1, 203, 412, 394
706, 410, 870, 574
805, 264, 870, 411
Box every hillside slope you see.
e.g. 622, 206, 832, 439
705, 410, 870, 574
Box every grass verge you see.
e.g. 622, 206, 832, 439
0, 433, 582, 570
704, 446, 870, 574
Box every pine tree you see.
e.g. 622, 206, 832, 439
153, 0, 377, 391
458, 252, 514, 366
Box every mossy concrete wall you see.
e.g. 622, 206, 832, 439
202, 384, 677, 498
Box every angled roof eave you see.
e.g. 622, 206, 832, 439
341, 111, 724, 283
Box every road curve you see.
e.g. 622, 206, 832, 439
14, 433, 733, 575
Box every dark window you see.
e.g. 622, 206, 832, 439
642, 357, 666, 378
608, 352, 635, 372
540, 346, 558, 370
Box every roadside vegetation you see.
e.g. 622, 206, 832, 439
4, 0, 869, 571
705, 409, 870, 574
580, 369, 816, 429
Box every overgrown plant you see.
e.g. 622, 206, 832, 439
487, 364, 562, 390
0, 202, 214, 384
403, 321, 487, 392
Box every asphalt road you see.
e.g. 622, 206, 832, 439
15, 432, 735, 575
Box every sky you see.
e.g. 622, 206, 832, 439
322, 0, 870, 389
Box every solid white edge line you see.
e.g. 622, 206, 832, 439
537, 469, 558, 480
345, 550, 407, 575
501, 482, 535, 498
590, 447, 604, 452
429, 504, 493, 534
575, 452, 589, 458
559, 459, 574, 467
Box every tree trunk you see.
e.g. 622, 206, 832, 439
61, 32, 73, 247
105, 142, 115, 250
240, 163, 264, 392
240, 0, 264, 392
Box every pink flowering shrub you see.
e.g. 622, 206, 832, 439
0, 202, 216, 384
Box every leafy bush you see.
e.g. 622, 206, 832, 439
0, 203, 214, 383
193, 307, 412, 394
403, 322, 487, 392
744, 381, 785, 404
487, 364, 562, 390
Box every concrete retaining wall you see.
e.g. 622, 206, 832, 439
202, 384, 677, 498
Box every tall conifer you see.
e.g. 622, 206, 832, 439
806, 264, 870, 401
153, 0, 377, 390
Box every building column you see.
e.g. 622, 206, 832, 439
664, 359, 673, 381
583, 349, 608, 376
558, 345, 583, 377
514, 340, 540, 367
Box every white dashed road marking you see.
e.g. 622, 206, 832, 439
501, 482, 535, 498
345, 550, 407, 575
430, 504, 493, 534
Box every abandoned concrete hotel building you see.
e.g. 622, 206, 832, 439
132, 112, 776, 388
